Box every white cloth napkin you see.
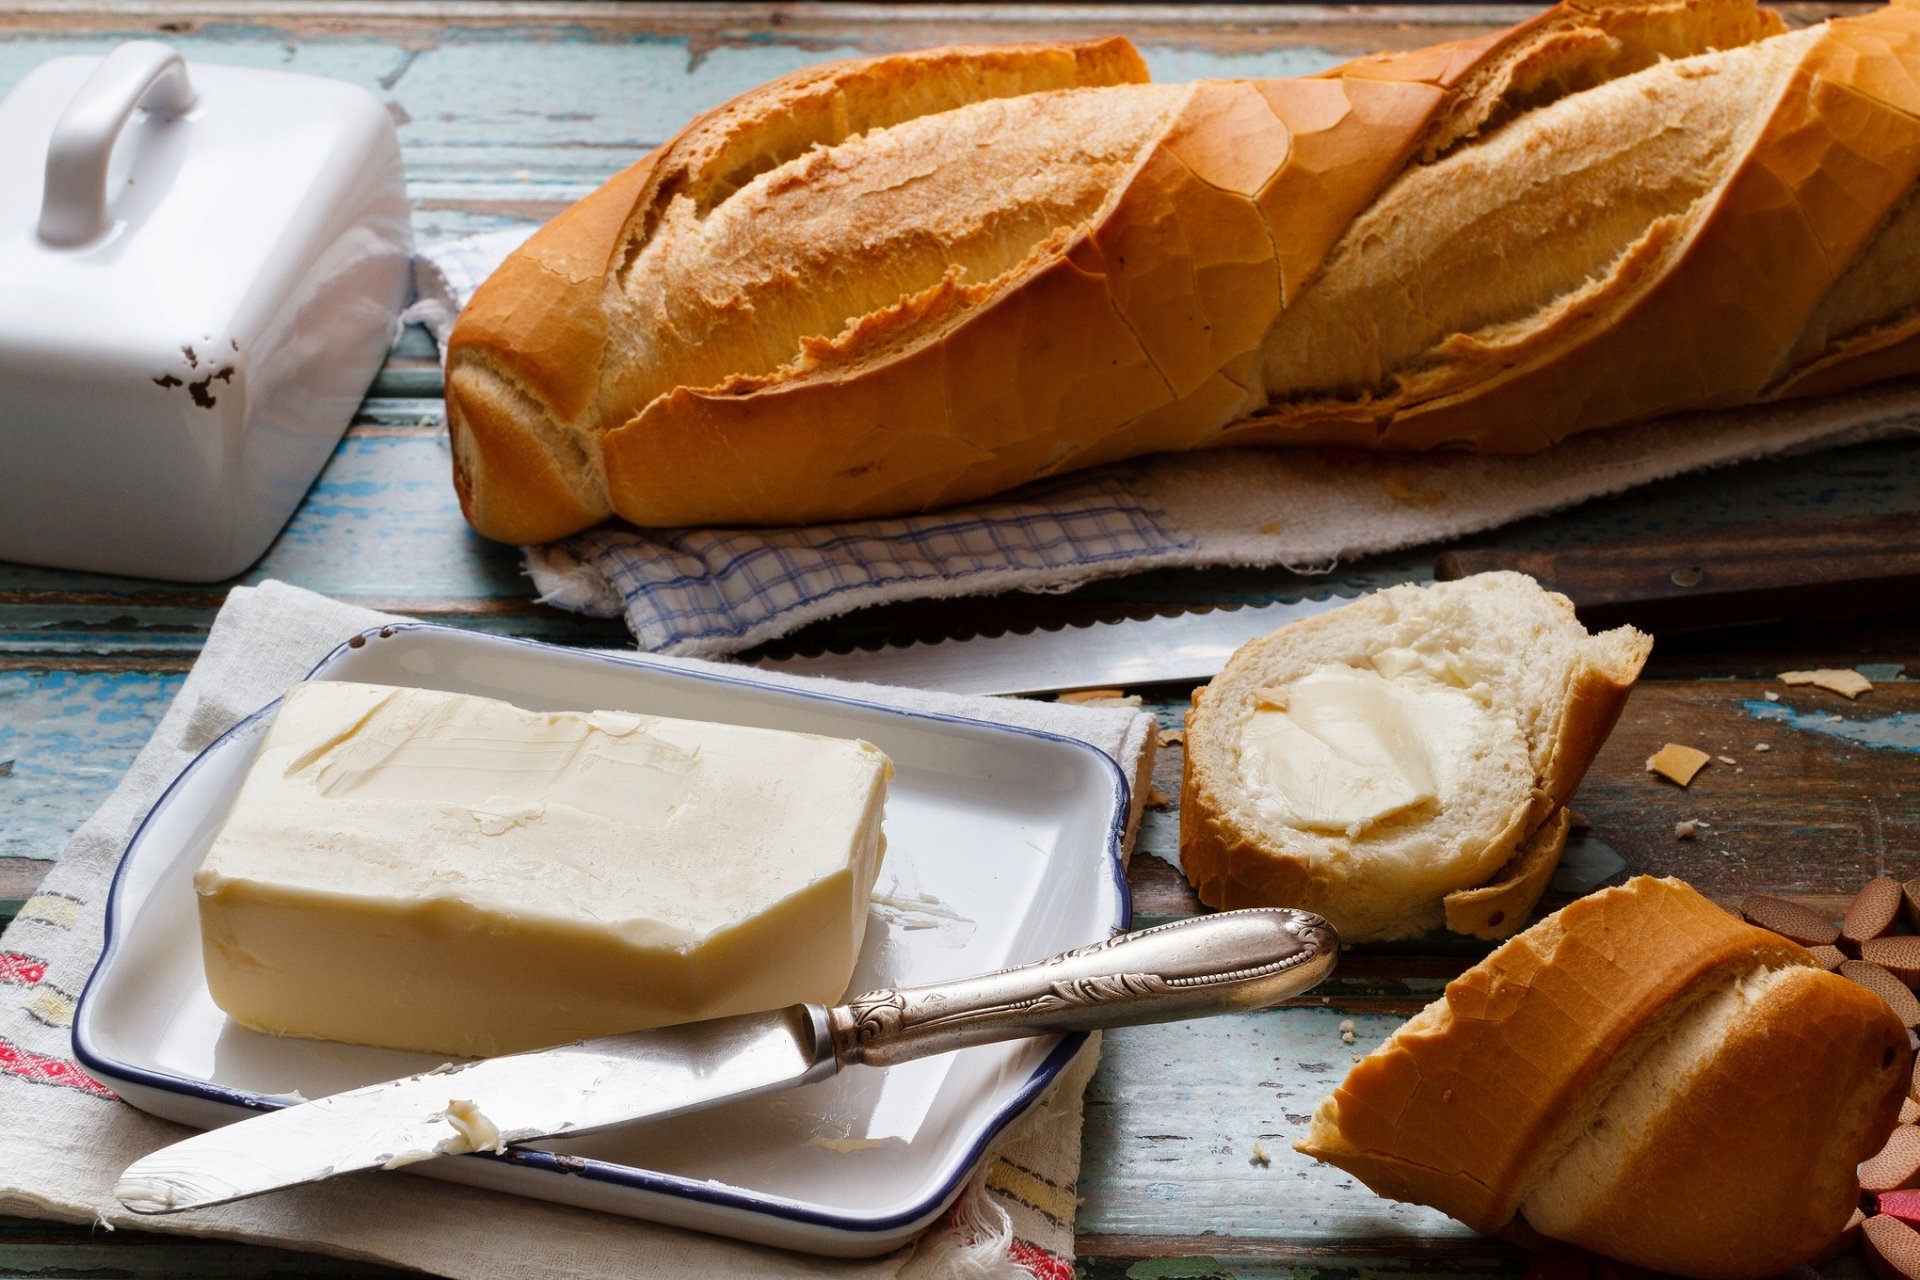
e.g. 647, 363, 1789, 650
0, 580, 1155, 1280
412, 231, 1920, 657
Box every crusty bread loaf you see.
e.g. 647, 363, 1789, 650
446, 0, 1920, 541
1178, 572, 1649, 941
1297, 876, 1909, 1279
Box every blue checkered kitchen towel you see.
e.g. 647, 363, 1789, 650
410, 229, 1920, 658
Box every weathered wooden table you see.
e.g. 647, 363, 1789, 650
3, 3, 1916, 1276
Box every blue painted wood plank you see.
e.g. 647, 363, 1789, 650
1080, 1010, 1497, 1252
0, 670, 187, 862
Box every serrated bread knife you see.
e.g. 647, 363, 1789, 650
755, 597, 1347, 696
115, 908, 1336, 1215
753, 510, 1920, 696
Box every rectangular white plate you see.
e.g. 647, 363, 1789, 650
74, 624, 1131, 1257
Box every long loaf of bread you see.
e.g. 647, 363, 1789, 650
446, 0, 1920, 541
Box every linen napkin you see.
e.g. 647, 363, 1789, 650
0, 580, 1156, 1280
412, 231, 1920, 657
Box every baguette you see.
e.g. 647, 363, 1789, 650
445, 0, 1920, 541
1178, 572, 1649, 941
1297, 876, 1910, 1278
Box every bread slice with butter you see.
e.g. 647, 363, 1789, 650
194, 681, 893, 1057
1297, 875, 1908, 1278
1179, 572, 1649, 941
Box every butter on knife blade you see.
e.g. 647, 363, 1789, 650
752, 597, 1353, 696
114, 909, 1337, 1215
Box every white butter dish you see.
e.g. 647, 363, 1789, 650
0, 42, 410, 581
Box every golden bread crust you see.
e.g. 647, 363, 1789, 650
1529, 965, 1906, 1277
1294, 878, 1826, 1234
446, 0, 1920, 540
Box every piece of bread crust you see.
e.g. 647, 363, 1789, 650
1178, 572, 1649, 941
1296, 877, 1909, 1279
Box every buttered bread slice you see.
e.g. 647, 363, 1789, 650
195, 681, 892, 1056
1180, 572, 1649, 941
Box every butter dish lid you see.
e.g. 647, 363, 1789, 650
0, 41, 404, 354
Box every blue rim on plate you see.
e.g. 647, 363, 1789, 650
74, 622, 1133, 1243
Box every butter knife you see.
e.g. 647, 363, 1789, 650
116, 907, 1337, 1214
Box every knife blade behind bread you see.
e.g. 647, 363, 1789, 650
116, 908, 1337, 1215
753, 596, 1349, 695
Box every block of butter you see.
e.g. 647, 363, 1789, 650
194, 680, 892, 1056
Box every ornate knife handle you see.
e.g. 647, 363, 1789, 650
827, 908, 1337, 1068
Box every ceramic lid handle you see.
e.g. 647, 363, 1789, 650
38, 41, 197, 247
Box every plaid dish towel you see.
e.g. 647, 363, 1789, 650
412, 231, 1920, 659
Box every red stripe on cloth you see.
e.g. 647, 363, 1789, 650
0, 1037, 116, 1099
0, 952, 46, 986
1009, 1240, 1073, 1280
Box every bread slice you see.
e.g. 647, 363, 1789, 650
1297, 876, 1909, 1279
1179, 571, 1649, 941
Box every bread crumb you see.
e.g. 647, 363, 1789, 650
1146, 786, 1169, 809
1249, 1142, 1271, 1168
1674, 819, 1709, 839
1754, 742, 1772, 753
1251, 686, 1289, 711
1777, 668, 1873, 699
1716, 755, 1737, 765
1337, 1019, 1356, 1032
1384, 468, 1446, 507
1565, 808, 1590, 831
1157, 727, 1184, 747
1647, 743, 1711, 787
1058, 689, 1137, 706
1763, 691, 1781, 702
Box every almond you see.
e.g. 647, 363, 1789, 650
1866, 1214, 1920, 1279
1865, 937, 1920, 988
1850, 877, 1909, 945
1883, 1191, 1920, 1227
1843, 961, 1920, 1028
1862, 1126, 1920, 1193
1810, 944, 1848, 971
1740, 894, 1841, 947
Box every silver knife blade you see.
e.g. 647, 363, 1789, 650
114, 1005, 834, 1215
753, 596, 1351, 695
116, 909, 1340, 1216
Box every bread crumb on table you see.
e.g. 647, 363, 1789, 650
1157, 727, 1184, 747
1249, 1142, 1271, 1168
1057, 689, 1139, 706
1674, 819, 1709, 840
1754, 742, 1772, 753
1647, 743, 1712, 786
1777, 668, 1873, 699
